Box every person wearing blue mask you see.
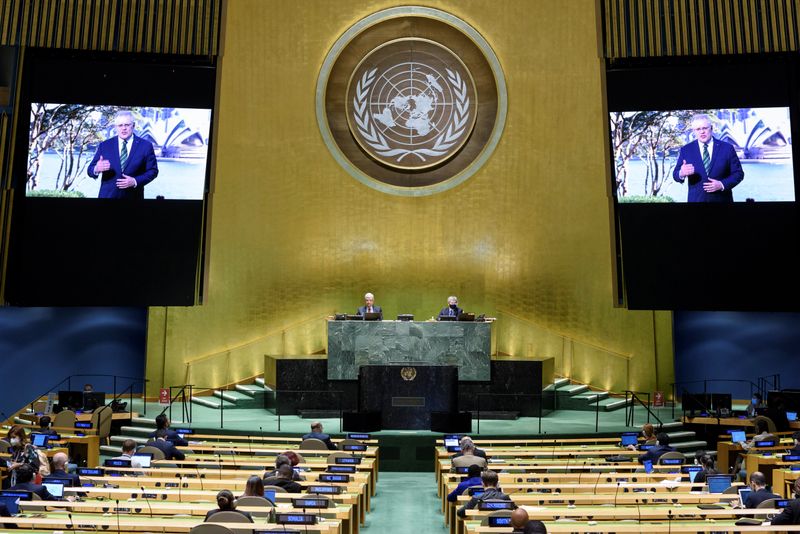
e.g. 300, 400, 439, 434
746, 392, 765, 418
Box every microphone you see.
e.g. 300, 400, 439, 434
230, 450, 238, 468
115, 498, 121, 533
216, 453, 223, 479
613, 481, 621, 507
247, 435, 253, 455
195, 465, 205, 491
635, 498, 642, 523
140, 486, 154, 518
565, 453, 571, 476
68, 512, 75, 531
667, 508, 673, 534
177, 475, 183, 503
576, 461, 587, 485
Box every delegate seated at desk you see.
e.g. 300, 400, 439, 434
457, 470, 511, 518
145, 429, 186, 461
771, 479, 800, 525
742, 471, 780, 508
637, 432, 675, 464
438, 295, 462, 319
148, 414, 189, 447
356, 292, 383, 320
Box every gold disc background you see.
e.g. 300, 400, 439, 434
345, 38, 478, 171
322, 12, 500, 191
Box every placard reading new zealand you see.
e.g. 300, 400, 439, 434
346, 39, 477, 171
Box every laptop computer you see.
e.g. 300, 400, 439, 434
132, 453, 153, 468
707, 474, 733, 493
643, 459, 653, 473
457, 312, 475, 322
787, 411, 798, 422
620, 433, 639, 447
738, 487, 752, 507
30, 433, 50, 448
0, 491, 32, 515
729, 430, 746, 443
43, 482, 65, 498
682, 465, 702, 483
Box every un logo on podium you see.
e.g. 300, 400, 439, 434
317, 7, 507, 196
400, 367, 417, 381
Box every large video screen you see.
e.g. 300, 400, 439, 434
611, 107, 794, 203
27, 104, 210, 200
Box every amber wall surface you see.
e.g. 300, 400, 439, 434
145, 0, 674, 395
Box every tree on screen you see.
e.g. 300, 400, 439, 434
28, 104, 116, 192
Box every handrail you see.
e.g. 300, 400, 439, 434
624, 390, 663, 428
476, 393, 546, 434
273, 389, 343, 434
29, 373, 149, 415
166, 384, 194, 424
669, 378, 769, 419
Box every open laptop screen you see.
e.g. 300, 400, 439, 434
620, 433, 639, 447
707, 475, 733, 493
30, 433, 49, 448
43, 482, 65, 498
132, 453, 153, 468
738, 487, 752, 507
0, 491, 32, 515
729, 430, 746, 443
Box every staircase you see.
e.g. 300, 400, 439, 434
544, 377, 631, 412
190, 377, 272, 410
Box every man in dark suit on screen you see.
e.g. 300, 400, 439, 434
672, 114, 744, 202
87, 110, 158, 199
356, 292, 383, 320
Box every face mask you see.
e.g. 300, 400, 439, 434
449, 304, 458, 309
10, 437, 20, 446
752, 398, 758, 405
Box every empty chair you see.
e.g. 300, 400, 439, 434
52, 410, 76, 429
233, 495, 273, 517
300, 438, 329, 451
91, 405, 113, 444
326, 451, 350, 464
206, 510, 252, 534
337, 438, 364, 450
262, 485, 288, 494
137, 445, 166, 461
189, 525, 235, 534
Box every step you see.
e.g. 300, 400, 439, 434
543, 378, 572, 392
191, 396, 236, 410
558, 392, 612, 411
673, 440, 708, 451
297, 409, 341, 419
554, 384, 589, 396
665, 430, 696, 441
599, 398, 632, 411
235, 384, 266, 397
254, 377, 266, 387
110, 435, 149, 446
659, 421, 684, 430
213, 390, 251, 403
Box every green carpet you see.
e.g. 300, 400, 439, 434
361, 472, 446, 534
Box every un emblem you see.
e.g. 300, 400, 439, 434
347, 39, 477, 170
317, 7, 507, 196
400, 367, 417, 381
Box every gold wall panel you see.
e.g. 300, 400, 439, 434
603, 0, 800, 58
146, 0, 674, 397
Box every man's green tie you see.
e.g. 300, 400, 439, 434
120, 139, 128, 171
702, 142, 711, 174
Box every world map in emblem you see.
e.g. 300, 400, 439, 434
346, 39, 478, 171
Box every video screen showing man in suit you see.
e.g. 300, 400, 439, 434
26, 104, 211, 199
87, 110, 158, 199
672, 114, 743, 203
609, 107, 794, 203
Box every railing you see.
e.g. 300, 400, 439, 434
166, 384, 194, 424
475, 393, 551, 434
624, 390, 663, 428
270, 390, 343, 433
669, 378, 774, 420
30, 373, 148, 415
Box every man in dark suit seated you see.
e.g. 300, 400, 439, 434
771, 479, 800, 525
447, 463, 483, 503
36, 416, 59, 437
147, 414, 189, 447
457, 470, 512, 518
302, 422, 337, 450
9, 465, 58, 500
356, 292, 383, 320
637, 432, 675, 464
49, 452, 81, 487
438, 296, 462, 320
743, 471, 780, 508
262, 464, 303, 493
145, 429, 186, 461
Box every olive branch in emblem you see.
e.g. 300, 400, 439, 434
353, 67, 471, 162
